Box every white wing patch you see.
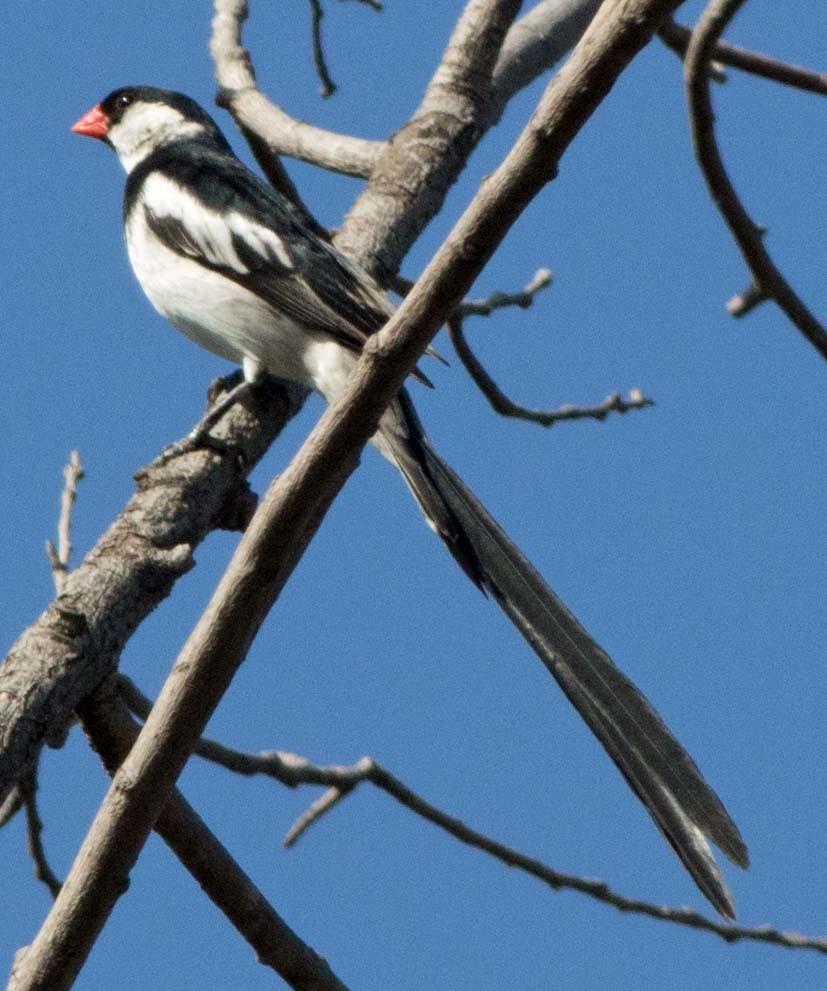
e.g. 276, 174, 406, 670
141, 172, 249, 273
226, 212, 294, 269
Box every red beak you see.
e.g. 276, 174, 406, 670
71, 104, 110, 140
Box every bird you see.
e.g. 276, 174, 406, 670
72, 86, 748, 916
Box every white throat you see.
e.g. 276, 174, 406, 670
108, 103, 207, 173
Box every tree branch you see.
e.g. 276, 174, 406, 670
45, 451, 84, 596
0, 379, 304, 808
8, 3, 688, 985
451, 312, 656, 426
116, 679, 827, 956
17, 766, 62, 900
278, 756, 827, 953
71, 680, 349, 991
211, 0, 383, 179
446, 272, 656, 427
684, 0, 827, 361
661, 16, 827, 95
334, 0, 524, 278
491, 0, 603, 112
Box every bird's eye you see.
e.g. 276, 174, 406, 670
115, 93, 133, 110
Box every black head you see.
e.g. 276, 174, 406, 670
72, 86, 230, 171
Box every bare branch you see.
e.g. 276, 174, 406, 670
117, 703, 827, 956
449, 311, 653, 427
684, 0, 827, 361
74, 680, 350, 991
340, 0, 382, 10
661, 17, 827, 95
17, 767, 62, 900
491, 0, 603, 112
284, 787, 349, 846
335, 0, 524, 278
458, 266, 553, 317
9, 5, 688, 983
307, 0, 336, 97
45, 451, 84, 596
279, 756, 827, 953
0, 378, 304, 808
211, 0, 383, 178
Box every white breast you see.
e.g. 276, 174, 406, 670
125, 205, 318, 389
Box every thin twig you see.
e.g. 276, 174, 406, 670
449, 312, 653, 427
283, 757, 827, 953
45, 451, 84, 595
458, 267, 553, 317
284, 788, 349, 846
18, 767, 62, 899
112, 701, 827, 956
307, 0, 336, 97
16, 452, 88, 895
684, 0, 827, 361
211, 0, 383, 178
339, 0, 383, 11
661, 17, 827, 95
408, 268, 649, 430
727, 280, 767, 318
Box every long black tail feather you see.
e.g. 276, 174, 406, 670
381, 397, 748, 918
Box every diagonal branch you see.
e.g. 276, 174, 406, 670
117, 678, 827, 955
0, 378, 304, 808
72, 679, 351, 991
491, 0, 603, 112
280, 757, 827, 954
684, 0, 827, 361
660, 17, 827, 95
334, 0, 524, 278
8, 4, 688, 986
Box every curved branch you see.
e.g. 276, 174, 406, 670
684, 0, 827, 361
491, 0, 603, 112
210, 0, 383, 178
451, 312, 655, 426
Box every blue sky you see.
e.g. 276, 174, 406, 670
2, 2, 826, 989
